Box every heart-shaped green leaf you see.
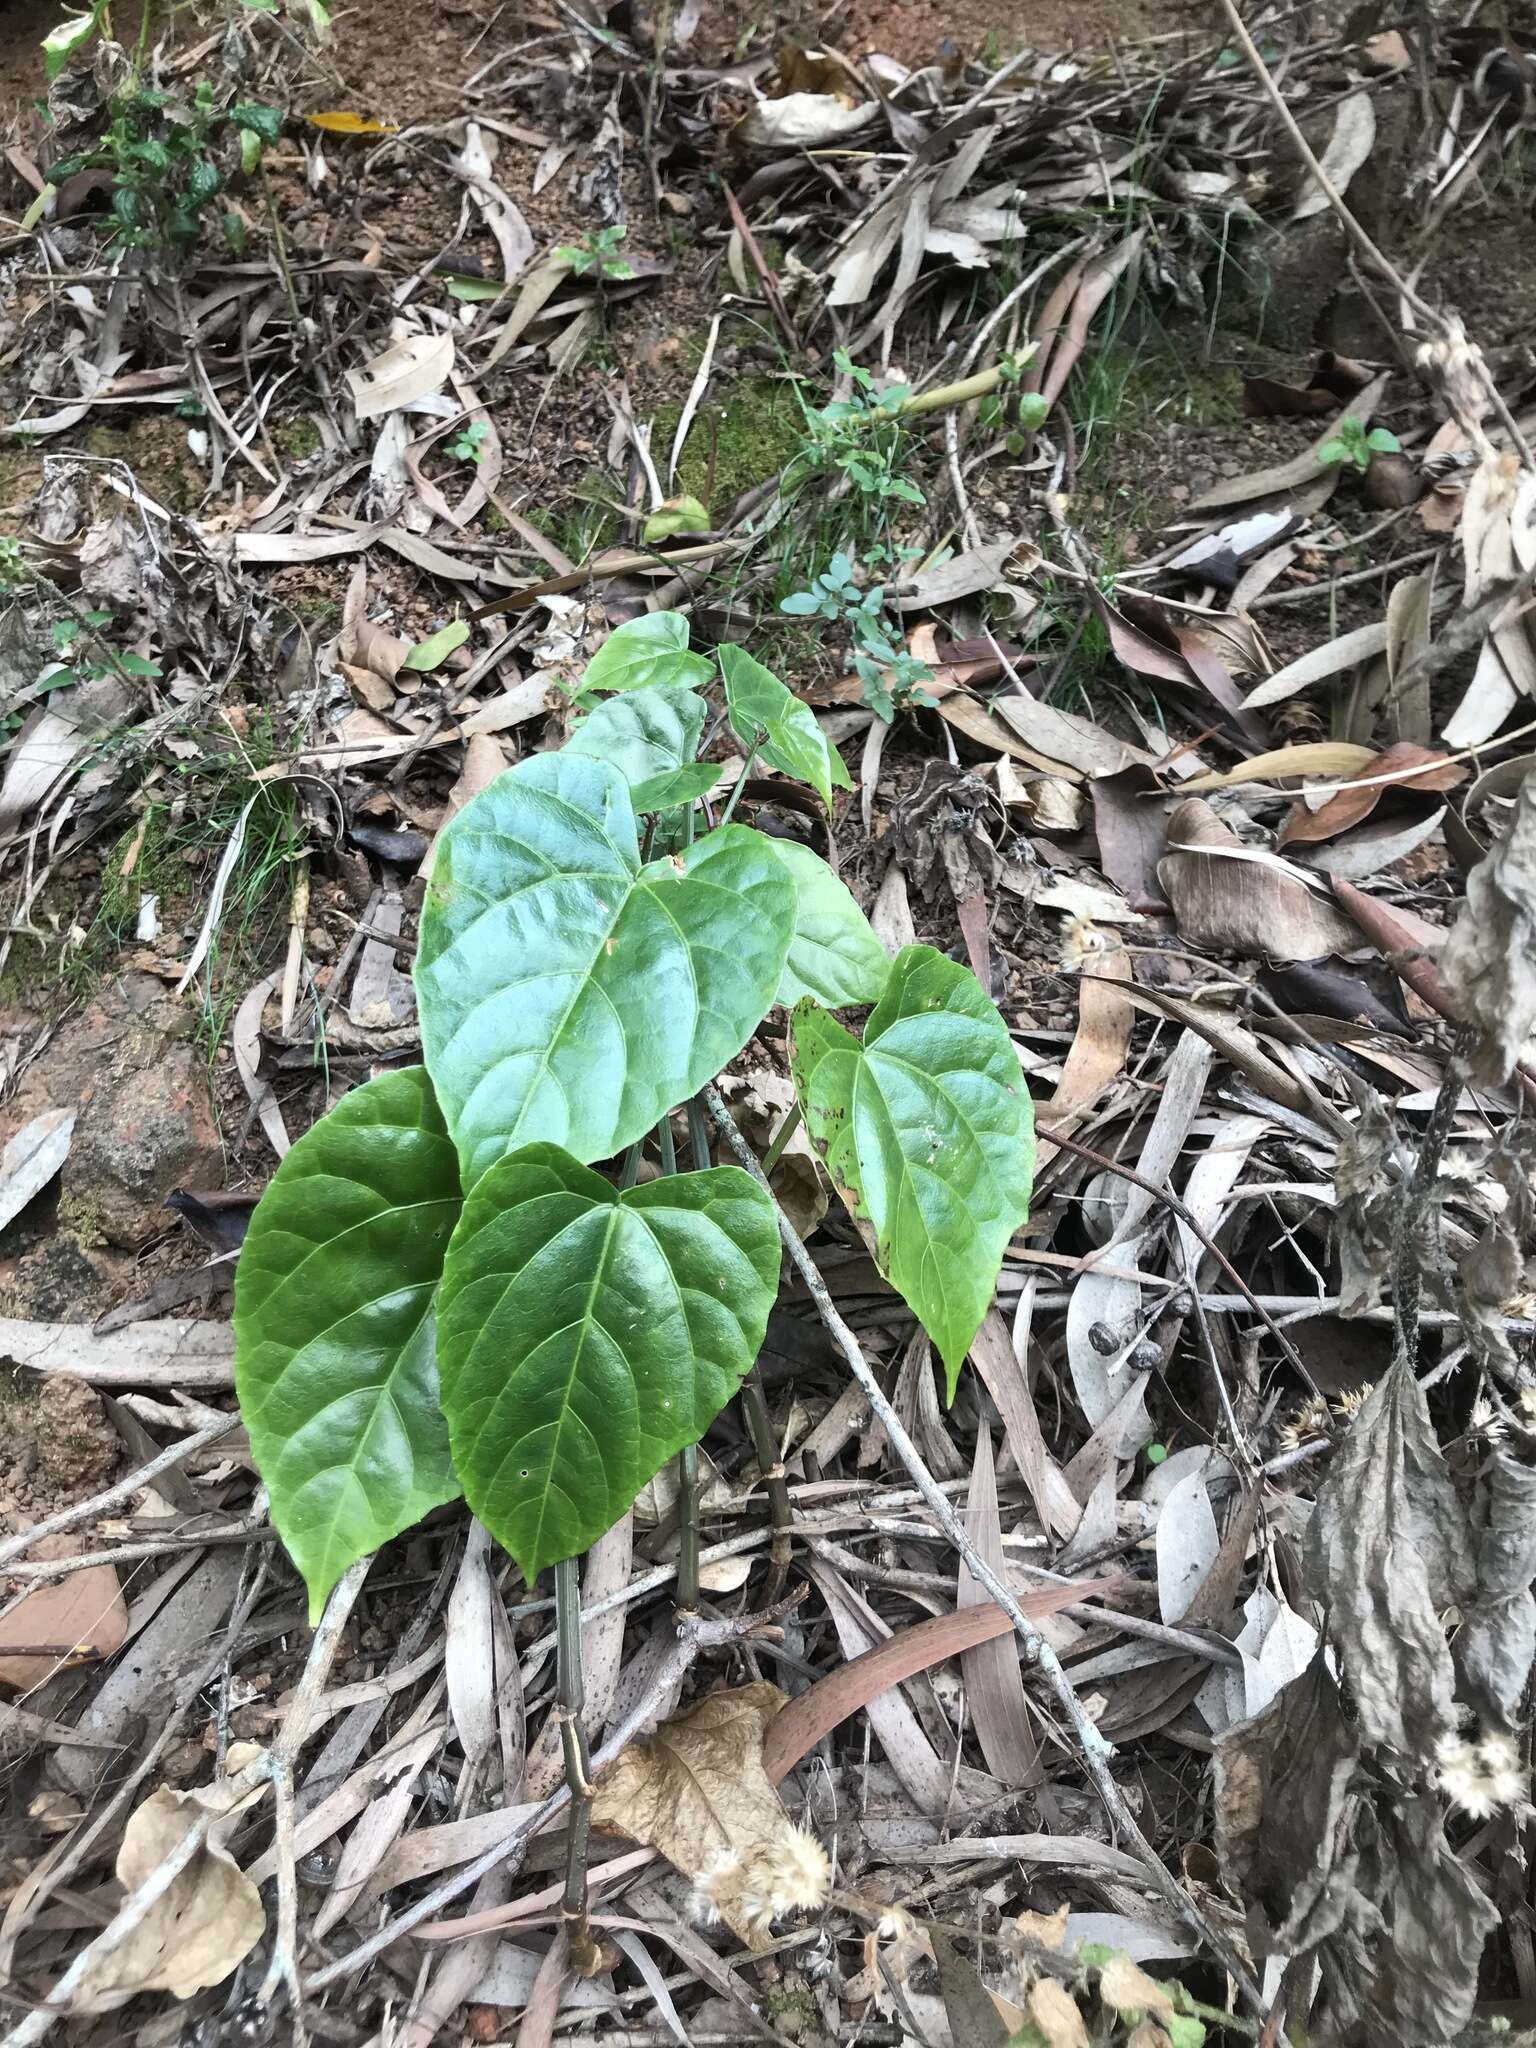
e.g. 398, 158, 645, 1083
767, 838, 890, 1008
719, 645, 851, 812
437, 1147, 780, 1577
564, 684, 715, 812
789, 946, 1034, 1395
416, 753, 795, 1185
583, 612, 714, 694
233, 1067, 461, 1620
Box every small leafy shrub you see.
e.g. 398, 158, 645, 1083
555, 223, 634, 281
781, 549, 936, 722
234, 614, 1036, 1616
444, 420, 490, 466
49, 80, 281, 254
1318, 414, 1401, 474
799, 349, 925, 508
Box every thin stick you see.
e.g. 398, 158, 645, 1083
555, 1554, 601, 1973
675, 1445, 701, 1612
740, 1368, 793, 1607
701, 1086, 1271, 2020
260, 1556, 374, 2037
717, 736, 763, 827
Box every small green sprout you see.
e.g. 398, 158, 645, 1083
1318, 414, 1402, 474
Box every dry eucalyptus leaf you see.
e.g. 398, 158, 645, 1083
1293, 92, 1376, 219
346, 330, 455, 419
931, 1929, 1013, 2048
75, 1775, 267, 2010
1098, 1956, 1174, 2021
1437, 771, 1536, 1084
590, 1683, 823, 1950
0, 1542, 126, 1690
1158, 798, 1357, 962
1307, 1357, 1471, 1757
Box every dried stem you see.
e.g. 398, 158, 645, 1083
555, 1554, 601, 1973
701, 1085, 1273, 2023
739, 1367, 793, 1606
0, 1414, 236, 1570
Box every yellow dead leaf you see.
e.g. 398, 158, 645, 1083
590, 1682, 827, 1949
74, 1773, 267, 2011
1016, 1903, 1071, 1952
1099, 1955, 1176, 2022
305, 111, 399, 133
1028, 1978, 1090, 2048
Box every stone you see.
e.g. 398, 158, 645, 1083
0, 974, 223, 1247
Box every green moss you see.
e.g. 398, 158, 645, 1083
275, 414, 324, 460
653, 374, 805, 521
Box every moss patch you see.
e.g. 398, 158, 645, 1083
653, 374, 806, 522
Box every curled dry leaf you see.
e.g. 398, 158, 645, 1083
74, 1771, 267, 2011
1027, 1977, 1090, 2048
346, 330, 455, 420
1457, 1451, 1536, 1730
1158, 798, 1358, 961
1277, 743, 1467, 847
736, 92, 877, 150
1437, 770, 1536, 1084
1098, 1955, 1174, 2021
1307, 1357, 1471, 1758
590, 1683, 825, 1950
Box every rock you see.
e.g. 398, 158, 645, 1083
33, 1378, 119, 1492
0, 974, 223, 1247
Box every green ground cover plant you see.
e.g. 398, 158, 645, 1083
233, 613, 1036, 1619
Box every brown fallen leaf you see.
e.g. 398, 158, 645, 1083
1159, 798, 1358, 961
1277, 742, 1468, 847
1098, 1955, 1175, 2022
1029, 1978, 1091, 2048
590, 1682, 826, 1950
0, 1540, 126, 1690
74, 1768, 267, 2011
762, 1581, 1115, 1783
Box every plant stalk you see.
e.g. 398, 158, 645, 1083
554, 1554, 601, 1974
717, 732, 763, 826
740, 1366, 793, 1606
760, 1101, 802, 1178
675, 1443, 701, 1612
687, 1093, 711, 1172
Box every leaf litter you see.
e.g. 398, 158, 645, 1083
3, 0, 1536, 2042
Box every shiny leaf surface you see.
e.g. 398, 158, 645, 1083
768, 838, 890, 1008
581, 612, 713, 694
790, 946, 1034, 1394
415, 754, 795, 1184
234, 1068, 461, 1618
437, 1147, 780, 1576
719, 645, 851, 811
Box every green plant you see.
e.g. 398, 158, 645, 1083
49, 78, 281, 253
554, 223, 634, 281
780, 549, 935, 722
445, 420, 490, 466
1318, 414, 1401, 474
797, 349, 925, 508
233, 610, 1035, 1620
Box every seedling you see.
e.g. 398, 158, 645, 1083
1318, 414, 1401, 474
234, 609, 1036, 1625
555, 223, 635, 281
445, 420, 490, 466
781, 550, 936, 721
799, 349, 925, 508
48, 80, 282, 255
